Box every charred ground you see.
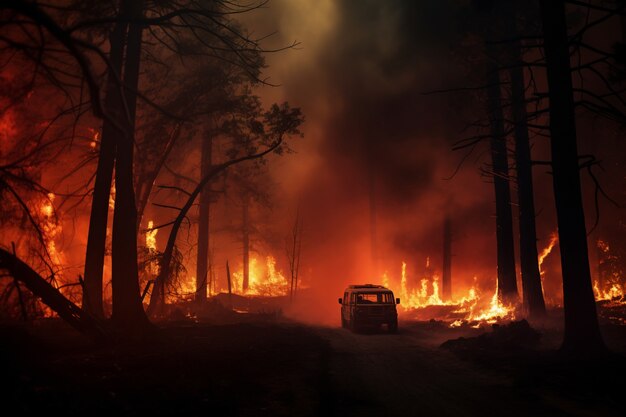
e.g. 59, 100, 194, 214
3, 307, 625, 417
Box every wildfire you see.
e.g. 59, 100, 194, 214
109, 181, 116, 209
146, 220, 158, 251
145, 220, 159, 276
384, 260, 516, 328
538, 232, 558, 275
232, 256, 289, 296
464, 288, 515, 326
594, 281, 625, 303
396, 259, 448, 309
38, 193, 64, 270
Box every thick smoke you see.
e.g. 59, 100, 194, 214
234, 1, 511, 324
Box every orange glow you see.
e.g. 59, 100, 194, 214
38, 193, 64, 270
594, 281, 625, 303
538, 232, 558, 275
146, 220, 158, 251
232, 255, 290, 296
383, 261, 516, 328
89, 129, 99, 149
145, 220, 160, 277
108, 181, 116, 209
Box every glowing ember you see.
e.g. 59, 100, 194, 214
597, 239, 609, 253
89, 129, 99, 149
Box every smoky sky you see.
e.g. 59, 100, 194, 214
237, 0, 502, 289
297, 0, 472, 202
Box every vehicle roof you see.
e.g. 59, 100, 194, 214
345, 284, 393, 293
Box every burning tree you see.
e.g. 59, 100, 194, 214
0, 0, 302, 337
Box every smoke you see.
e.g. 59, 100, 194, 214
232, 0, 514, 325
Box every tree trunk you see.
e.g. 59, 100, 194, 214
506, 0, 546, 318
110, 0, 151, 332
242, 193, 250, 292
485, 44, 519, 304
442, 214, 452, 301
82, 16, 127, 319
539, 0, 605, 353
195, 136, 212, 302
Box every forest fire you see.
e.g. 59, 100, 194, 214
2, 1, 626, 415
382, 260, 515, 328
231, 256, 290, 296
38, 193, 64, 271
594, 282, 625, 303
538, 232, 558, 274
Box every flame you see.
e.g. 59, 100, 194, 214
465, 287, 515, 326
38, 193, 64, 270
428, 276, 443, 305
384, 261, 515, 328
231, 255, 290, 296
144, 220, 159, 277
146, 220, 157, 251
109, 181, 116, 209
396, 260, 446, 308
594, 281, 624, 303
538, 232, 558, 274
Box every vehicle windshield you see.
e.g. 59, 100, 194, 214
355, 292, 394, 304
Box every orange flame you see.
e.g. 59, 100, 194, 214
594, 281, 624, 303
383, 261, 515, 328
232, 256, 290, 296
538, 232, 558, 275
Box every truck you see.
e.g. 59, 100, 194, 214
338, 284, 400, 333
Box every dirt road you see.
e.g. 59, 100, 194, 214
315, 325, 622, 417
3, 318, 624, 416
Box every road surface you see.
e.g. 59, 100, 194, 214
314, 324, 620, 417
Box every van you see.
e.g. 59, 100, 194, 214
338, 284, 400, 332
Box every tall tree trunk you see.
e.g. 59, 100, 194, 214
82, 17, 127, 319
539, 0, 604, 353
506, 0, 546, 318
485, 44, 519, 303
442, 214, 452, 301
195, 136, 212, 302
110, 0, 151, 332
242, 193, 250, 292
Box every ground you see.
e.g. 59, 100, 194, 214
2, 313, 625, 416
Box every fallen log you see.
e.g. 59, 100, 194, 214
0, 248, 109, 341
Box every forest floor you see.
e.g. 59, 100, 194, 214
2, 306, 625, 416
